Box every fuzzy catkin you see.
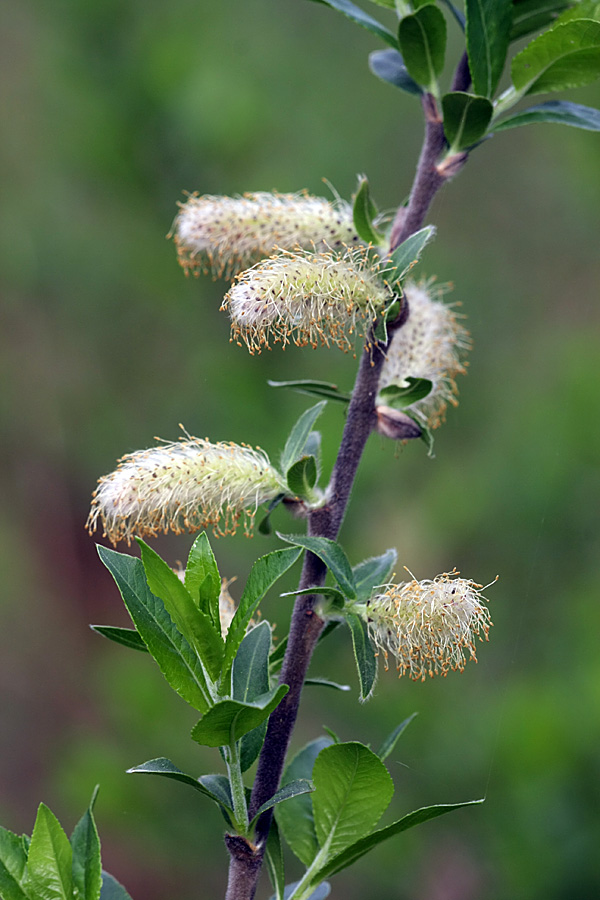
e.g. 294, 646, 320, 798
174, 191, 360, 279
379, 281, 470, 428
87, 437, 285, 543
362, 571, 492, 681
223, 246, 394, 353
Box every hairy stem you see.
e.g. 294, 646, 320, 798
225, 86, 463, 900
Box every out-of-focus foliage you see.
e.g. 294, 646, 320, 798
1, 1, 599, 898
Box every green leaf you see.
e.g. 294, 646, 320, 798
138, 539, 224, 682
376, 712, 418, 760
551, 0, 600, 26
233, 622, 272, 772
352, 176, 386, 245
286, 456, 318, 500
90, 624, 148, 652
308, 0, 399, 47
127, 758, 235, 819
277, 534, 356, 599
345, 613, 378, 701
0, 826, 30, 900
404, 410, 435, 456
257, 493, 287, 536
222, 546, 302, 686
275, 737, 333, 866
367, 0, 396, 8
191, 685, 289, 748
352, 548, 397, 601
383, 225, 436, 285
70, 789, 102, 900
281, 586, 346, 607
442, 91, 494, 149
494, 98, 600, 130
398, 5, 447, 91
97, 546, 212, 712
280, 402, 327, 474
99, 872, 133, 900
511, 19, 600, 95
377, 376, 433, 409
305, 677, 351, 691
268, 380, 351, 404
465, 0, 512, 97
310, 800, 485, 883
312, 743, 394, 858
440, 0, 466, 30
252, 780, 315, 824
369, 48, 423, 93
510, 0, 570, 41
26, 805, 73, 900
265, 819, 285, 900
184, 532, 221, 626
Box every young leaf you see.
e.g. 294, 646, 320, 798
191, 685, 289, 748
376, 712, 418, 760
510, 0, 570, 41
280, 402, 327, 474
277, 534, 357, 599
305, 677, 351, 691
307, 0, 399, 48
286, 456, 318, 500
352, 176, 386, 245
138, 539, 224, 682
398, 5, 447, 92
70, 790, 102, 900
268, 380, 351, 404
233, 622, 273, 772
311, 742, 394, 858
99, 872, 133, 900
281, 586, 346, 607
383, 225, 436, 285
251, 780, 315, 824
494, 98, 600, 131
257, 493, 287, 536
97, 546, 213, 713
184, 532, 221, 626
26, 804, 73, 900
511, 19, 600, 95
222, 546, 302, 686
465, 0, 512, 98
265, 819, 285, 900
308, 799, 485, 884
275, 737, 333, 866
344, 613, 378, 701
90, 625, 148, 652
377, 376, 433, 409
0, 825, 30, 900
352, 548, 397, 601
127, 758, 235, 819
368, 49, 423, 94
442, 92, 494, 150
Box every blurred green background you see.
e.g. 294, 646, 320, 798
1, 1, 599, 898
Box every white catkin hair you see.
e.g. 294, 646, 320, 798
87, 436, 285, 543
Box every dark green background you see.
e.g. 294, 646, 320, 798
1, 1, 599, 898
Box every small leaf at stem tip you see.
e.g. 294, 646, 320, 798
280, 402, 327, 474
442, 92, 494, 150
465, 0, 512, 98
511, 19, 600, 96
352, 548, 397, 602
376, 712, 418, 760
308, 0, 399, 48
344, 613, 378, 701
352, 176, 386, 245
398, 5, 447, 91
268, 379, 351, 404
286, 455, 318, 500
90, 624, 149, 652
493, 99, 600, 131
276, 533, 357, 599
100, 871, 134, 900
383, 225, 436, 286
369, 48, 423, 94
